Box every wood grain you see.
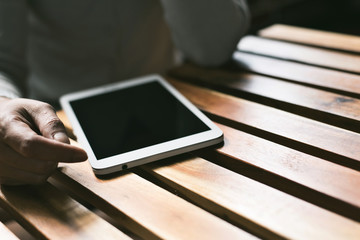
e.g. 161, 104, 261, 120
167, 79, 360, 170
237, 36, 360, 74
0, 222, 19, 240
50, 147, 256, 240
170, 64, 360, 133
207, 123, 360, 220
259, 24, 360, 53
142, 157, 360, 240
0, 183, 129, 240
56, 110, 76, 140
232, 52, 360, 98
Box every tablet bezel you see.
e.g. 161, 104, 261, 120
60, 74, 223, 174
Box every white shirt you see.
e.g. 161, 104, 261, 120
0, 0, 249, 104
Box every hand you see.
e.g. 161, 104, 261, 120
0, 97, 88, 185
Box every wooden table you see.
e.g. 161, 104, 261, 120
0, 24, 359, 239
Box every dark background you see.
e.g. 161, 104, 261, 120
248, 0, 360, 35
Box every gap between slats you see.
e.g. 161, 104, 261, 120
138, 157, 360, 240
0, 183, 131, 240
167, 78, 360, 171
198, 123, 360, 221
169, 65, 360, 134
231, 52, 360, 99
134, 164, 285, 240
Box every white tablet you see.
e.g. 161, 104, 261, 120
60, 74, 223, 175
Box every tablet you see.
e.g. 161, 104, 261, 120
60, 74, 223, 175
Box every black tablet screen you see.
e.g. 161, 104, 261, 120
70, 81, 210, 159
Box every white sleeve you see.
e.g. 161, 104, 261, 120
0, 0, 28, 98
160, 0, 250, 66
0, 73, 22, 99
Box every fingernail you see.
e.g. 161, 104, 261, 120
53, 132, 69, 143
73, 151, 88, 162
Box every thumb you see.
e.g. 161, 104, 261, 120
31, 103, 70, 144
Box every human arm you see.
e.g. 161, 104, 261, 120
160, 0, 250, 66
0, 97, 88, 185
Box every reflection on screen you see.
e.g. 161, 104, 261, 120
70, 81, 210, 159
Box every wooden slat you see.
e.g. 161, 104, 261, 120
142, 157, 360, 240
0, 222, 18, 240
237, 36, 360, 74
167, 79, 360, 170
57, 110, 76, 140
170, 64, 360, 133
232, 51, 360, 98
209, 123, 360, 219
50, 153, 256, 240
259, 24, 360, 53
0, 183, 129, 240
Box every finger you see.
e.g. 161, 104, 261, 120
0, 164, 50, 185
0, 142, 58, 174
4, 121, 87, 163
30, 103, 70, 144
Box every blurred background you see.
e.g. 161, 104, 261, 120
248, 0, 360, 35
